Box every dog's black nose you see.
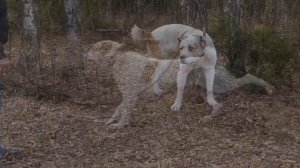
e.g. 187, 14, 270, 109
180, 55, 187, 60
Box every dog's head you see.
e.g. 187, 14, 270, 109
178, 34, 207, 64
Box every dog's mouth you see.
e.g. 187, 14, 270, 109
179, 52, 205, 64
180, 59, 186, 64
180, 57, 197, 64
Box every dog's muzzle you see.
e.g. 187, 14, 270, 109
179, 55, 188, 64
180, 55, 195, 64
179, 54, 204, 64
179, 55, 187, 60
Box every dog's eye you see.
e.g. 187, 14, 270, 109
179, 46, 184, 50
188, 46, 194, 51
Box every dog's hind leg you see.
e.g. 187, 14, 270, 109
204, 67, 218, 106
106, 109, 121, 126
106, 93, 138, 129
151, 60, 172, 95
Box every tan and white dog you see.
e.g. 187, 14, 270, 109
131, 24, 218, 111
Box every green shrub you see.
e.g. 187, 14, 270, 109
247, 26, 296, 84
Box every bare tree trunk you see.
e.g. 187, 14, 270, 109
225, 0, 244, 28
19, 0, 40, 76
106, 0, 112, 20
264, 0, 287, 31
135, 0, 145, 25
63, 0, 83, 70
181, 0, 208, 29
225, 0, 247, 77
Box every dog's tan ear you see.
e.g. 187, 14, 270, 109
178, 31, 188, 43
178, 36, 183, 43
194, 35, 206, 48
200, 36, 206, 48
178, 35, 188, 43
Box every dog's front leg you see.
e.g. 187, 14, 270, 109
204, 67, 218, 106
171, 64, 193, 111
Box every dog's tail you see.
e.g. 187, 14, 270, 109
130, 25, 143, 42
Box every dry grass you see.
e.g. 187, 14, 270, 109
1, 86, 299, 168
0, 35, 299, 168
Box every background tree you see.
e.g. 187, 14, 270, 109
63, 0, 83, 71
181, 0, 208, 29
264, 0, 287, 31
18, 0, 40, 76
224, 0, 248, 77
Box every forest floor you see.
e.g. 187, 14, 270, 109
0, 35, 299, 168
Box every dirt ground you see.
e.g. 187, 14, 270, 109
0, 85, 299, 168
0, 36, 299, 168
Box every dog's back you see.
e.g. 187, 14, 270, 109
131, 24, 215, 59
151, 24, 193, 42
153, 24, 215, 48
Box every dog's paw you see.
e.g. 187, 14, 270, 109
153, 87, 164, 96
171, 102, 182, 111
207, 98, 218, 106
106, 118, 117, 126
265, 84, 274, 95
106, 112, 121, 126
106, 117, 131, 129
210, 103, 223, 117
108, 122, 129, 129
202, 115, 213, 123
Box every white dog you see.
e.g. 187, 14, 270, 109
131, 24, 218, 111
